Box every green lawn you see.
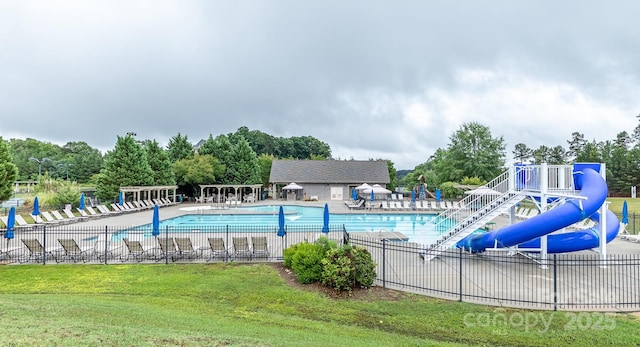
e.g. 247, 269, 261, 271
0, 264, 638, 346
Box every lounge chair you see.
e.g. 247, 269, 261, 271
174, 237, 202, 260
232, 237, 252, 260
206, 237, 229, 261
63, 209, 88, 222
57, 239, 92, 263
121, 238, 148, 262
251, 236, 269, 259
93, 234, 123, 261
51, 210, 75, 224
20, 239, 62, 263
40, 211, 67, 224
156, 237, 179, 262
2, 214, 35, 228
98, 204, 121, 215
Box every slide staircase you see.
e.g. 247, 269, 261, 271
420, 171, 525, 261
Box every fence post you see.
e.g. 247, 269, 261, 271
225, 225, 229, 263
103, 226, 108, 265
459, 247, 463, 302
41, 226, 47, 265
165, 226, 169, 265
382, 239, 387, 288
553, 254, 557, 311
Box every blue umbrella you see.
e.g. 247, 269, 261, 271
118, 191, 124, 206
622, 200, 629, 224
277, 206, 286, 237
5, 207, 15, 241
32, 196, 40, 217
420, 185, 425, 200
152, 204, 160, 237
352, 188, 357, 202
79, 193, 85, 210
322, 203, 330, 233
411, 190, 416, 202
435, 189, 441, 202
370, 190, 375, 203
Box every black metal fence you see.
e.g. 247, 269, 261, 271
349, 234, 640, 311
0, 224, 345, 265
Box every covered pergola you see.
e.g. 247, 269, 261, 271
198, 184, 262, 203
119, 185, 179, 202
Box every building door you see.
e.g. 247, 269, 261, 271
330, 187, 343, 200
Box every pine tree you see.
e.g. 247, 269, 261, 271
0, 137, 19, 202
95, 135, 154, 201
227, 138, 261, 184
144, 140, 176, 185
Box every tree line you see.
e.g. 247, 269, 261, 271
2, 119, 639, 205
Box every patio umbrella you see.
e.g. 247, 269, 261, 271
79, 193, 85, 211
277, 206, 286, 237
118, 191, 124, 206
420, 185, 425, 200
355, 183, 372, 190
363, 185, 392, 195
282, 182, 303, 190
411, 190, 416, 202
352, 188, 358, 201
321, 203, 329, 233
435, 189, 442, 201
5, 207, 15, 252
32, 196, 40, 218
152, 204, 160, 237
370, 190, 375, 203
622, 200, 629, 224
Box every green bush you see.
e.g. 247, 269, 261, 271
290, 243, 325, 284
321, 245, 377, 292
283, 243, 299, 268
314, 236, 338, 255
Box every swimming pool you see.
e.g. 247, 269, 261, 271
134, 205, 441, 244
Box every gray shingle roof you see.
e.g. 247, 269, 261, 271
269, 160, 390, 184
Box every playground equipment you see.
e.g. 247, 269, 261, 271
422, 163, 619, 265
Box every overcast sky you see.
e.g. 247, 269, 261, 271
1, 1, 639, 169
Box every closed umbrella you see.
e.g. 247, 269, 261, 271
32, 196, 41, 218
352, 188, 358, 201
5, 207, 15, 252
79, 193, 85, 211
152, 204, 160, 237
622, 200, 629, 224
277, 206, 286, 237
370, 190, 375, 203
322, 203, 329, 233
118, 191, 124, 206
411, 190, 416, 202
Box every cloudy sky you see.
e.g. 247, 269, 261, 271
1, 1, 639, 169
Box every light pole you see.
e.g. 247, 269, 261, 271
29, 157, 51, 181
57, 163, 72, 180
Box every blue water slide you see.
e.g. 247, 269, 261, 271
457, 167, 620, 253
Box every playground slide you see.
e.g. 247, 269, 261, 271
457, 167, 620, 253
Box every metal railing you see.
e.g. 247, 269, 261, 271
349, 234, 640, 311
0, 224, 344, 265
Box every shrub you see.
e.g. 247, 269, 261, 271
314, 236, 338, 255
290, 242, 325, 284
283, 243, 299, 268
321, 245, 376, 292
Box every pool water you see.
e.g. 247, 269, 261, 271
146, 205, 441, 244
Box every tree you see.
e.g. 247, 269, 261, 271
512, 143, 533, 163
548, 146, 567, 164
95, 135, 154, 201
444, 122, 506, 182
575, 140, 602, 163
567, 132, 587, 161
166, 133, 193, 163
0, 137, 19, 202
227, 138, 262, 184
8, 138, 61, 180
144, 140, 176, 185
257, 153, 275, 188
61, 141, 103, 183
532, 145, 551, 164
173, 154, 224, 196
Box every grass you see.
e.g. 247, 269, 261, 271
0, 264, 639, 346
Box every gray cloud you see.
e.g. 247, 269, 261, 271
1, 1, 639, 169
